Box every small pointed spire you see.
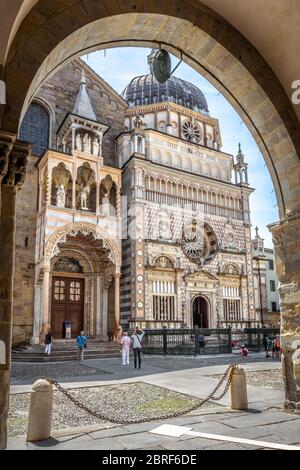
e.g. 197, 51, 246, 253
72, 68, 97, 121
236, 142, 244, 163
255, 226, 259, 238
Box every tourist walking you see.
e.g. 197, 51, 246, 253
197, 332, 206, 353
131, 327, 145, 369
121, 330, 131, 365
76, 330, 87, 361
44, 330, 52, 355
272, 335, 281, 359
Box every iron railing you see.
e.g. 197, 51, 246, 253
142, 328, 232, 355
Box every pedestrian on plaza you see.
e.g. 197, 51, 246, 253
240, 344, 249, 357
265, 336, 273, 358
272, 335, 281, 359
76, 330, 87, 361
44, 330, 52, 356
197, 332, 206, 353
131, 326, 145, 369
121, 330, 131, 366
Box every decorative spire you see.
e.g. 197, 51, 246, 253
255, 226, 260, 238
236, 142, 244, 163
72, 68, 97, 121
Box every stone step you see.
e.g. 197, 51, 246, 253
12, 353, 121, 363
11, 340, 122, 362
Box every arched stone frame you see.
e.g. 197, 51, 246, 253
51, 162, 72, 208
1, 2, 300, 408
41, 224, 120, 338
153, 255, 175, 269
190, 293, 213, 329
222, 263, 241, 276
44, 222, 121, 269
49, 248, 94, 336
75, 162, 96, 212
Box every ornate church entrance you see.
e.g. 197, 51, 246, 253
193, 296, 209, 329
51, 276, 84, 338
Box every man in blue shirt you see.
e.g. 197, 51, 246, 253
76, 330, 87, 361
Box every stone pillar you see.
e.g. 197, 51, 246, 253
269, 214, 300, 412
71, 127, 76, 154
114, 273, 120, 328
103, 283, 109, 338
0, 138, 29, 450
72, 177, 76, 209
96, 183, 100, 215
46, 169, 52, 206
96, 275, 102, 336
31, 285, 41, 344
41, 268, 50, 338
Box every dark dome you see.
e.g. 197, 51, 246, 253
122, 74, 209, 114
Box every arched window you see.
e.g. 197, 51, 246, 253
19, 101, 50, 156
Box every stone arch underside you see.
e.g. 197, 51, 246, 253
2, 4, 300, 220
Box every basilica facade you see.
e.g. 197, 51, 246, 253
13, 52, 258, 345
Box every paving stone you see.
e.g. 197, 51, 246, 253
219, 411, 300, 429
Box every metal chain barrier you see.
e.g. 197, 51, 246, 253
42, 364, 237, 425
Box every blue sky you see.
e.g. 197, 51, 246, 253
82, 47, 278, 246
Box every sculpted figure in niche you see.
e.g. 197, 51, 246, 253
83, 133, 91, 153
80, 185, 90, 210
75, 133, 82, 151
56, 184, 66, 208
93, 138, 100, 156
101, 192, 110, 216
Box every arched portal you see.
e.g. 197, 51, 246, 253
193, 296, 209, 329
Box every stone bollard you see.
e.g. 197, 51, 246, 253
230, 366, 248, 410
26, 379, 53, 442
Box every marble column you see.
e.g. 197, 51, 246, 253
0, 138, 29, 450
114, 273, 120, 328
31, 285, 41, 344
270, 214, 300, 412
96, 275, 102, 336
103, 284, 109, 338
41, 268, 51, 337
72, 177, 76, 209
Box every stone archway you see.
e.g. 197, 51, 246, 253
0, 3, 300, 448
193, 296, 209, 329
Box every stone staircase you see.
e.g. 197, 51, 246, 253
12, 339, 122, 362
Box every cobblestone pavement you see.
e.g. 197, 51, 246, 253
9, 354, 294, 450
140, 353, 281, 370
11, 362, 109, 384
8, 382, 222, 437
211, 369, 284, 390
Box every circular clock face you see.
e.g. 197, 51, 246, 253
182, 120, 202, 143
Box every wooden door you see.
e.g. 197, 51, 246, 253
51, 277, 84, 338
